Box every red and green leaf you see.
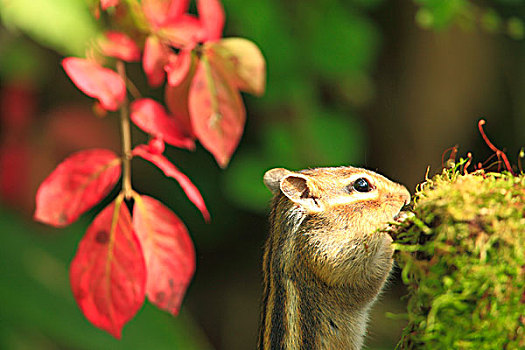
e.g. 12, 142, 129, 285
62, 58, 126, 111
133, 195, 195, 315
207, 38, 266, 96
34, 149, 121, 227
189, 58, 245, 168
130, 98, 194, 149
70, 199, 146, 338
98, 31, 141, 62
132, 145, 210, 220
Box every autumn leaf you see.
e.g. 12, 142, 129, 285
130, 98, 194, 149
98, 31, 141, 62
133, 195, 195, 315
165, 48, 192, 87
34, 149, 121, 227
207, 38, 266, 96
189, 58, 245, 168
62, 57, 126, 111
70, 199, 146, 338
132, 145, 210, 220
157, 14, 201, 48
142, 0, 189, 29
197, 0, 225, 41
165, 59, 196, 137
143, 36, 170, 87
147, 137, 166, 155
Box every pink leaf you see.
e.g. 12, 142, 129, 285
98, 31, 141, 62
165, 60, 196, 137
130, 98, 194, 149
133, 195, 195, 315
207, 38, 266, 96
143, 36, 169, 87
70, 200, 146, 338
197, 0, 225, 41
101, 0, 119, 10
62, 58, 126, 111
189, 59, 245, 168
148, 137, 166, 155
34, 149, 121, 227
165, 49, 192, 87
132, 145, 210, 221
142, 0, 189, 29
158, 15, 201, 48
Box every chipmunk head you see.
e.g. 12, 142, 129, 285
264, 166, 410, 226
264, 166, 410, 288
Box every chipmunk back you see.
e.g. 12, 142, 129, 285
259, 166, 410, 350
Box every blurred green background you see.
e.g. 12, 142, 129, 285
0, 0, 524, 349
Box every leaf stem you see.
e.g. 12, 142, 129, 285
117, 61, 133, 199
126, 77, 142, 100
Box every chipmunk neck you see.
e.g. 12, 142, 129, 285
258, 198, 374, 350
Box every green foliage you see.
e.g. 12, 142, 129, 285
224, 106, 364, 212
391, 164, 525, 349
414, 0, 525, 39
0, 37, 52, 84
0, 0, 99, 56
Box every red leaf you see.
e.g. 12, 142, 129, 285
165, 59, 196, 137
130, 98, 194, 149
142, 0, 189, 29
70, 200, 146, 338
148, 137, 165, 155
62, 58, 126, 111
98, 31, 141, 62
34, 149, 121, 227
207, 38, 266, 96
189, 59, 245, 168
197, 0, 225, 41
132, 145, 210, 221
133, 195, 194, 315
165, 49, 192, 87
143, 36, 169, 87
101, 0, 119, 10
158, 15, 201, 48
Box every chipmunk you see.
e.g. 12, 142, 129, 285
258, 166, 410, 350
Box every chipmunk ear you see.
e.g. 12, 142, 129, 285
264, 168, 323, 212
263, 168, 292, 194
281, 174, 324, 212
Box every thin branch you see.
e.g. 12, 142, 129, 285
117, 61, 133, 199
126, 77, 142, 100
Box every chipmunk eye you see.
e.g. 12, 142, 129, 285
352, 178, 372, 193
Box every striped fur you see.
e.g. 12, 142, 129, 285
258, 166, 410, 350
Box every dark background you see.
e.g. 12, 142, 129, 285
0, 0, 524, 349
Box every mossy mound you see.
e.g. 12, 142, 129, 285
391, 165, 524, 349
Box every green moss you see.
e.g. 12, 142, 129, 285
390, 163, 524, 349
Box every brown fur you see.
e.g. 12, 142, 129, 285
259, 166, 410, 350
